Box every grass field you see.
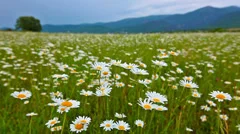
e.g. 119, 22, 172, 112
0, 31, 240, 134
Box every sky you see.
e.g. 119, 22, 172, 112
1, 0, 240, 28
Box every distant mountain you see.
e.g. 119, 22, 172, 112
42, 6, 240, 33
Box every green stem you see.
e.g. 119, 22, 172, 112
61, 113, 67, 134
29, 117, 32, 134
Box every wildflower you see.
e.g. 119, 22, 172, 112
51, 126, 62, 131
76, 79, 85, 85
201, 105, 210, 111
100, 120, 115, 131
145, 91, 168, 104
152, 60, 167, 67
192, 91, 201, 98
229, 107, 238, 111
209, 91, 232, 102
220, 114, 228, 121
138, 79, 152, 86
138, 98, 154, 110
114, 120, 130, 131
135, 120, 144, 128
154, 105, 168, 111
200, 115, 207, 122
26, 112, 38, 116
11, 90, 32, 100
176, 68, 183, 73
130, 68, 149, 75
101, 69, 111, 78
152, 74, 159, 80
183, 76, 193, 81
50, 91, 63, 98
121, 63, 138, 70
70, 116, 91, 133
53, 98, 80, 108
206, 100, 216, 107
45, 117, 60, 128
115, 113, 126, 118
115, 82, 125, 88
180, 80, 199, 88
80, 90, 93, 96
186, 127, 193, 132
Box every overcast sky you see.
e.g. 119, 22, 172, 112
1, 0, 240, 27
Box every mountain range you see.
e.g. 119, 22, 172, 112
42, 6, 240, 33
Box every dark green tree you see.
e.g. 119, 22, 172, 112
15, 16, 42, 32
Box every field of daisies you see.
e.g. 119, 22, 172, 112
0, 31, 240, 134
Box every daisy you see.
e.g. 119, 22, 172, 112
201, 105, 210, 111
115, 113, 126, 118
53, 98, 80, 108
183, 76, 193, 81
11, 90, 32, 100
114, 120, 130, 131
154, 105, 168, 111
186, 127, 193, 132
76, 79, 85, 86
152, 60, 167, 67
115, 82, 125, 88
91, 62, 108, 71
220, 114, 228, 121
152, 74, 159, 80
51, 126, 62, 132
145, 91, 168, 104
236, 124, 240, 131
100, 120, 115, 131
138, 98, 154, 110
229, 107, 238, 111
176, 68, 183, 73
200, 115, 207, 122
70, 116, 90, 133
209, 91, 232, 102
135, 120, 144, 128
180, 80, 199, 88
45, 117, 60, 128
121, 63, 138, 70
192, 91, 201, 98
206, 100, 216, 107
26, 112, 38, 116
114, 74, 121, 80
138, 79, 152, 86
80, 90, 93, 96
57, 106, 71, 114
50, 91, 63, 98
75, 116, 91, 124
130, 68, 149, 75
101, 69, 111, 78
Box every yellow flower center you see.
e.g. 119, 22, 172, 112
143, 104, 152, 109
61, 101, 73, 107
17, 94, 26, 99
75, 123, 83, 130
118, 125, 125, 130
50, 120, 56, 125
185, 83, 192, 88
153, 98, 160, 102
103, 72, 108, 75
216, 94, 226, 100
157, 107, 163, 111
96, 66, 102, 70
105, 124, 111, 127
137, 123, 142, 126
127, 65, 133, 69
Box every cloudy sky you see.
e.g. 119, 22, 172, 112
1, 0, 240, 27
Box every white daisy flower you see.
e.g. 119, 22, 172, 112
100, 120, 115, 131
11, 90, 32, 100
145, 91, 168, 104
45, 117, 60, 128
180, 80, 199, 88
209, 91, 232, 102
114, 120, 130, 131
135, 120, 144, 128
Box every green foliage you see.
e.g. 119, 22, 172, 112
15, 16, 42, 32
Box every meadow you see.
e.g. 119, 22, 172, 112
0, 31, 240, 134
